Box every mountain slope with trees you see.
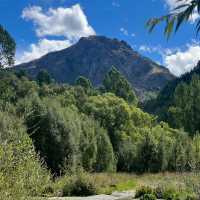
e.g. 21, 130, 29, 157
144, 61, 200, 136
15, 36, 175, 98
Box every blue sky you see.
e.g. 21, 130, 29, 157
1, 0, 200, 76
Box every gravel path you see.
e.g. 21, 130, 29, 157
49, 190, 135, 200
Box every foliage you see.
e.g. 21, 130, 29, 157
0, 69, 199, 175
0, 25, 16, 67
75, 76, 93, 94
135, 186, 154, 198
149, 73, 200, 137
0, 111, 51, 199
140, 194, 156, 200
103, 66, 138, 104
147, 0, 200, 38
36, 69, 52, 86
62, 171, 97, 197
163, 188, 180, 200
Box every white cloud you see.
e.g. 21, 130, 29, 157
164, 0, 199, 23
164, 43, 200, 76
22, 4, 95, 40
17, 4, 95, 64
16, 39, 72, 64
139, 43, 200, 76
120, 27, 129, 36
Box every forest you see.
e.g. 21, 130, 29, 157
2, 64, 200, 199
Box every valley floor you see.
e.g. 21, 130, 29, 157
47, 172, 200, 199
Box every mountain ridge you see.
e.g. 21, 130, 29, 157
15, 35, 175, 94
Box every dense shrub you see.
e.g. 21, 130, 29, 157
0, 111, 51, 198
135, 186, 154, 198
185, 194, 198, 200
140, 194, 157, 200
62, 172, 97, 196
163, 189, 180, 200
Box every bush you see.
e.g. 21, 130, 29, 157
185, 194, 198, 200
153, 186, 165, 199
62, 172, 97, 197
0, 111, 51, 198
135, 186, 154, 198
140, 194, 157, 200
70, 178, 96, 196
163, 189, 180, 200
42, 185, 54, 196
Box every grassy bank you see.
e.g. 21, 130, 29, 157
48, 172, 200, 198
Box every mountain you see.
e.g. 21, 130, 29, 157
15, 36, 175, 95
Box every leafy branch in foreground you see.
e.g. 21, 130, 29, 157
147, 0, 200, 38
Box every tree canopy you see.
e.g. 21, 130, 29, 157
103, 67, 138, 104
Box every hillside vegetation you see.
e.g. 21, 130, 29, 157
1, 66, 200, 199
145, 61, 200, 137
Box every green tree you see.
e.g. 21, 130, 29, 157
167, 75, 200, 136
0, 25, 16, 67
83, 93, 131, 149
15, 69, 28, 79
103, 67, 137, 104
36, 70, 52, 86
24, 98, 82, 174
75, 76, 92, 91
95, 127, 116, 172
136, 129, 158, 172
169, 134, 188, 171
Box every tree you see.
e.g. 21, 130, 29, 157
95, 127, 116, 172
75, 76, 92, 91
167, 75, 200, 136
136, 129, 158, 172
83, 93, 131, 149
0, 25, 16, 67
147, 0, 200, 38
103, 67, 137, 104
36, 70, 52, 86
24, 99, 82, 174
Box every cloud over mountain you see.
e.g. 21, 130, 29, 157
22, 4, 95, 40
17, 4, 95, 64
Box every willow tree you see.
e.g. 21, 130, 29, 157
147, 0, 200, 38
0, 25, 16, 67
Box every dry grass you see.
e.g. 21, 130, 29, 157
91, 172, 200, 195
51, 172, 200, 198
